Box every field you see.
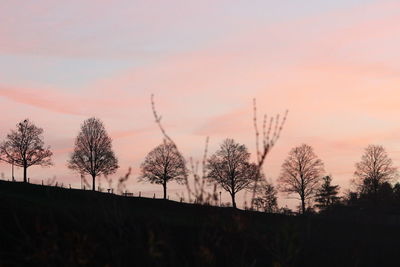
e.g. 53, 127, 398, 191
0, 180, 399, 266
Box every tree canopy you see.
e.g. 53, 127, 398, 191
68, 117, 118, 191
139, 141, 187, 199
0, 119, 53, 182
278, 144, 324, 214
354, 145, 397, 197
207, 139, 257, 208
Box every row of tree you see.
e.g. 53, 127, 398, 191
0, 118, 397, 213
278, 143, 398, 213
0, 118, 119, 191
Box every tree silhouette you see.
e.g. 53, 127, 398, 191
391, 182, 400, 204
0, 119, 53, 182
151, 94, 218, 204
207, 139, 257, 208
278, 144, 324, 214
314, 175, 340, 211
252, 181, 278, 213
68, 117, 118, 191
354, 145, 397, 203
377, 182, 394, 204
139, 141, 187, 199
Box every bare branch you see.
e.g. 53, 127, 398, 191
139, 142, 187, 199
353, 145, 398, 201
151, 94, 176, 146
0, 119, 53, 182
251, 98, 288, 208
206, 138, 257, 208
150, 94, 216, 204
68, 117, 119, 191
278, 144, 324, 214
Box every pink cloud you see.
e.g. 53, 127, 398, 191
0, 84, 149, 118
0, 86, 83, 115
194, 107, 251, 136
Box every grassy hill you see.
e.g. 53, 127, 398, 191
0, 180, 399, 266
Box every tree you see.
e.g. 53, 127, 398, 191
392, 182, 400, 203
206, 139, 257, 208
139, 141, 187, 199
278, 144, 324, 214
68, 117, 119, 191
314, 175, 340, 211
377, 182, 394, 204
354, 145, 397, 202
151, 94, 217, 204
0, 119, 53, 182
252, 181, 278, 213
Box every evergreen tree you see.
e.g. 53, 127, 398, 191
315, 175, 340, 210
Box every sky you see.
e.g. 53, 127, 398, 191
1, 0, 400, 209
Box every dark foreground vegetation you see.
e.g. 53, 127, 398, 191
1, 181, 400, 267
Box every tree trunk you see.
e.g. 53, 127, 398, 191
301, 195, 306, 214
163, 180, 167, 200
231, 192, 237, 209
92, 174, 96, 191
23, 163, 27, 183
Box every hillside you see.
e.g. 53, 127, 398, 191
0, 181, 399, 266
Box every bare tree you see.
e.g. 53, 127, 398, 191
151, 94, 217, 204
251, 99, 288, 209
278, 144, 324, 214
150, 95, 284, 206
354, 145, 397, 202
140, 141, 187, 199
0, 119, 53, 182
207, 139, 258, 208
68, 117, 119, 191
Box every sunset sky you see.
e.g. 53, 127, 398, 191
1, 0, 399, 208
